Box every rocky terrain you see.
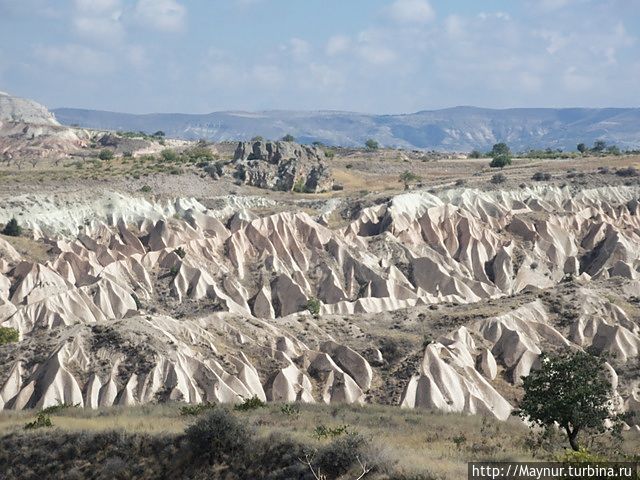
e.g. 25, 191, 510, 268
53, 105, 640, 151
1, 93, 639, 444
0, 184, 639, 428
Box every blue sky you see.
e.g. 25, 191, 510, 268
0, 0, 638, 113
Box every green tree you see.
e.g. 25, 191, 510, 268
153, 131, 166, 137
281, 134, 296, 142
489, 154, 512, 168
98, 149, 114, 161
490, 142, 511, 157
515, 351, 617, 451
577, 143, 587, 154
606, 145, 621, 156
0, 327, 19, 345
250, 136, 264, 142
469, 150, 482, 159
592, 140, 607, 152
185, 409, 250, 466
365, 139, 379, 151
2, 218, 22, 237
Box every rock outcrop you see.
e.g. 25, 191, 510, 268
233, 140, 333, 192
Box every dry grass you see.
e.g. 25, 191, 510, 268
3, 402, 637, 479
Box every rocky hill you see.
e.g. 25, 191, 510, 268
53, 105, 640, 152
0, 92, 87, 159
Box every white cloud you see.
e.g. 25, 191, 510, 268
388, 0, 435, 24
74, 0, 120, 13
133, 0, 186, 32
326, 35, 351, 56
34, 44, 115, 75
287, 38, 311, 60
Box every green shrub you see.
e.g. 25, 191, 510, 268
312, 424, 350, 440
180, 403, 216, 416
490, 155, 512, 168
365, 139, 379, 150
0, 327, 19, 345
174, 247, 186, 259
292, 178, 307, 193
41, 402, 79, 415
306, 298, 321, 316
315, 433, 369, 478
185, 409, 250, 465
281, 134, 296, 142
2, 218, 22, 237
98, 149, 114, 161
280, 403, 300, 417
25, 413, 53, 430
140, 185, 152, 193
468, 150, 482, 159
234, 395, 266, 412
169, 266, 180, 278
160, 149, 179, 163
324, 148, 335, 158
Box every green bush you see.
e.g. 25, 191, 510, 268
490, 173, 507, 184
1, 218, 22, 237
489, 155, 512, 168
306, 298, 321, 316
185, 409, 250, 465
160, 149, 179, 163
140, 185, 152, 193
234, 395, 266, 412
0, 327, 19, 345
468, 150, 482, 159
25, 413, 53, 430
174, 247, 186, 259
280, 403, 300, 417
312, 424, 350, 440
41, 402, 79, 415
180, 403, 216, 416
365, 139, 379, 150
315, 433, 369, 478
281, 134, 296, 142
98, 149, 114, 161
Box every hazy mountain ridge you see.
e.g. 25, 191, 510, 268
53, 105, 640, 152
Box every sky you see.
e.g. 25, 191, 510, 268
0, 0, 638, 114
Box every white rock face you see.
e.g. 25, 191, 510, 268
0, 185, 639, 424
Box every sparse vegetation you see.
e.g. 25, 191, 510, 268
532, 171, 552, 181
399, 170, 422, 189
281, 134, 296, 142
179, 402, 216, 416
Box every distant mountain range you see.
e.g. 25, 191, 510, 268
53, 106, 640, 152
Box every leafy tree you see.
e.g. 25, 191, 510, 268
592, 140, 607, 152
577, 143, 587, 154
515, 351, 618, 451
365, 139, 379, 151
469, 150, 482, 159
0, 327, 19, 345
98, 149, 114, 161
2, 218, 22, 237
490, 142, 511, 157
281, 134, 296, 142
153, 131, 166, 137
489, 154, 512, 168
